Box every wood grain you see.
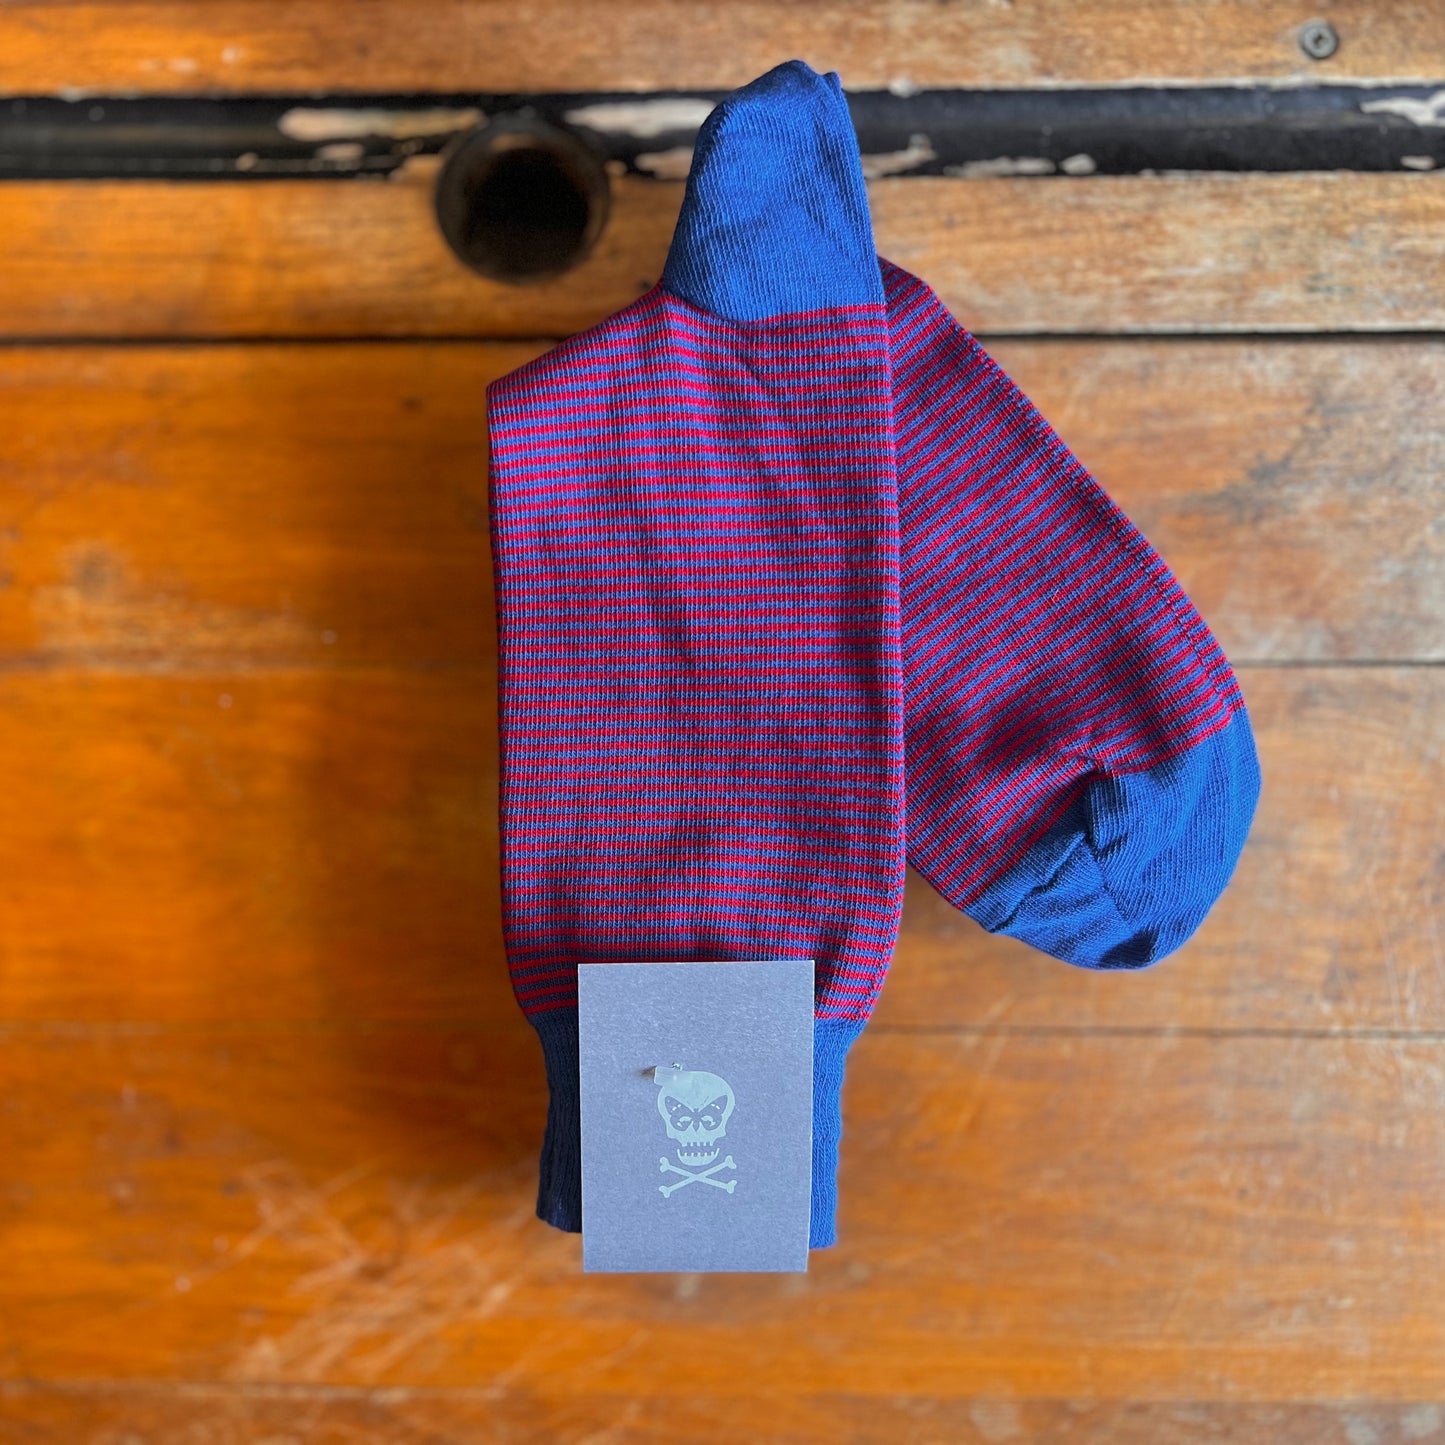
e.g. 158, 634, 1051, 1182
885, 665, 1445, 1034
3, 171, 1443, 339
0, 343, 533, 669
2, 5, 1439, 1425
0, 0, 1436, 94
0, 669, 1437, 1033
0, 669, 507, 1024
5, 1385, 1445, 1445
2, 1025, 1443, 1400
3, 340, 1439, 670
995, 340, 1445, 665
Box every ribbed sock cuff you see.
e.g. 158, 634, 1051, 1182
529, 1007, 583, 1231
809, 1015, 868, 1248
527, 1006, 869, 1250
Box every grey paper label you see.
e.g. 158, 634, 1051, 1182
577, 958, 815, 1273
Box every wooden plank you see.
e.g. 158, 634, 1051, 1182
0, 670, 509, 1023
5, 1384, 1445, 1445
2, 340, 1440, 670
0, 343, 535, 668
2, 1025, 1443, 1398
875, 172, 1445, 335
2, 171, 1443, 338
884, 665, 1445, 1033
0, 669, 1437, 1033
0, 1, 1436, 94
961, 340, 1445, 664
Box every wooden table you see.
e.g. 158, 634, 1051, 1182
0, 4, 1442, 1440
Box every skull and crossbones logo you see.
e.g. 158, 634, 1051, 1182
654, 1066, 738, 1198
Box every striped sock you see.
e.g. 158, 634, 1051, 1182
485, 61, 1260, 1249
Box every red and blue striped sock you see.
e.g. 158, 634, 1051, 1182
485, 60, 1260, 1248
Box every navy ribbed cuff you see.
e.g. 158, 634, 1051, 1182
527, 1007, 867, 1250
529, 1007, 583, 1231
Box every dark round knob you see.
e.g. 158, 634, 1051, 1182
435, 116, 611, 284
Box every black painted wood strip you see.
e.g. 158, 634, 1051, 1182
1, 85, 1443, 180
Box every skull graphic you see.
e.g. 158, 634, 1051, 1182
655, 1068, 735, 1167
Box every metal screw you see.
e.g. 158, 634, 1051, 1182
1299, 19, 1339, 60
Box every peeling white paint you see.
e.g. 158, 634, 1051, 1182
316, 142, 366, 163
1361, 91, 1445, 127
386, 154, 444, 186
1060, 152, 1097, 175
944, 156, 1056, 178
565, 98, 715, 139
1401, 154, 1438, 170
634, 146, 696, 180
861, 133, 937, 178
277, 106, 482, 143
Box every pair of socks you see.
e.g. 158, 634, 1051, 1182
485, 60, 1261, 1247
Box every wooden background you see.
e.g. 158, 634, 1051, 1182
1, 4, 1443, 1442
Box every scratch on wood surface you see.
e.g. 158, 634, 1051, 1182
573, 1395, 645, 1445
968, 1396, 1026, 1442
561, 1327, 650, 1390
946, 1021, 1014, 1140
1149, 1227, 1213, 1342
975, 992, 1018, 1031
1426, 907, 1445, 1024
219, 1160, 528, 1383
1080, 1030, 1180, 1142
1402, 1404, 1445, 1438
